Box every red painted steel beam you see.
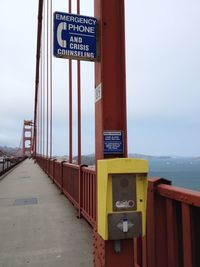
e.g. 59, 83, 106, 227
33, 0, 44, 158
146, 178, 171, 267
95, 0, 127, 161
146, 180, 157, 267
182, 203, 193, 267
166, 199, 179, 267
156, 184, 200, 207
94, 1, 134, 266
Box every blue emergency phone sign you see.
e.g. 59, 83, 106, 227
104, 131, 124, 155
54, 12, 97, 61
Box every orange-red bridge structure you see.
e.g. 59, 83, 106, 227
9, 1, 200, 267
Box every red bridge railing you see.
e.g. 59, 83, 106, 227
143, 177, 200, 267
36, 156, 200, 267
36, 156, 97, 228
81, 166, 97, 227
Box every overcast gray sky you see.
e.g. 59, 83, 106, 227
0, 0, 200, 156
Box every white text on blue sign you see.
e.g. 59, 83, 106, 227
54, 12, 97, 61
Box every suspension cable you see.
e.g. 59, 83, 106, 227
40, 34, 43, 156
33, 0, 44, 158
42, 0, 46, 157
46, 0, 49, 158
69, 0, 73, 163
77, 0, 81, 165
50, 0, 53, 158
37, 81, 40, 154
40, 49, 43, 156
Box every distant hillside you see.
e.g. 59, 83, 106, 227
0, 146, 23, 157
129, 153, 172, 160
193, 157, 200, 160
73, 155, 95, 165
72, 153, 172, 166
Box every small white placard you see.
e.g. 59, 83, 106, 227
95, 83, 102, 103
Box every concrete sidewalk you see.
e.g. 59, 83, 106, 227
0, 159, 92, 267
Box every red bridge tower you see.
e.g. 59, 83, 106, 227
22, 120, 33, 156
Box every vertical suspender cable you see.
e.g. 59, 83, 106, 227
40, 79, 42, 154
37, 65, 41, 155
46, 0, 49, 158
38, 57, 40, 155
40, 39, 43, 156
77, 0, 81, 165
40, 52, 43, 155
42, 0, 46, 157
33, 0, 43, 158
39, 79, 41, 154
69, 0, 73, 163
50, 0, 52, 158
37, 96, 39, 154
36, 95, 38, 154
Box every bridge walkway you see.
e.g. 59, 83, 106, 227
0, 159, 92, 267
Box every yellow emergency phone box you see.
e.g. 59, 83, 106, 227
97, 158, 148, 240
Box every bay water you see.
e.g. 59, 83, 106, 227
148, 158, 200, 191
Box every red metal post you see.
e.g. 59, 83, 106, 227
95, 0, 128, 162
78, 164, 87, 218
182, 203, 193, 267
141, 237, 147, 267
146, 179, 157, 267
52, 158, 57, 183
94, 1, 132, 266
146, 178, 171, 267
166, 199, 179, 267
